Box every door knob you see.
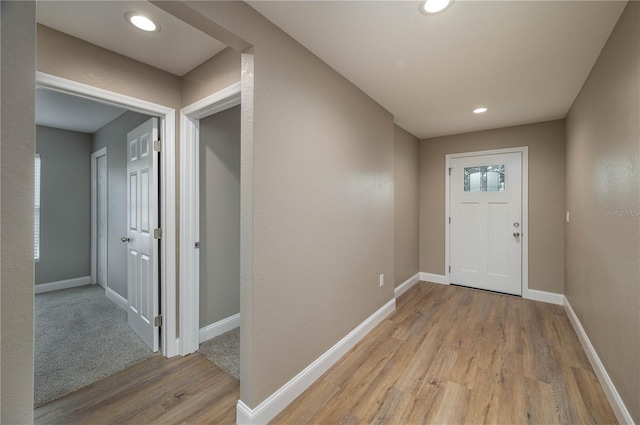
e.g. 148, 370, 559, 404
513, 232, 520, 238
121, 236, 131, 243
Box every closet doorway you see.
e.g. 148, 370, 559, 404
179, 83, 241, 359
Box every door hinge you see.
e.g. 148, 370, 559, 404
154, 315, 162, 327
448, 217, 451, 224
449, 167, 452, 176
153, 140, 162, 152
449, 266, 451, 273
154, 228, 162, 239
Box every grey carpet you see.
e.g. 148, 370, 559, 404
199, 327, 240, 380
35, 285, 155, 407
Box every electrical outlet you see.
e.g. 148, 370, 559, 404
379, 274, 384, 287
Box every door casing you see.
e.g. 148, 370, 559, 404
37, 72, 179, 358
179, 82, 241, 355
445, 147, 529, 296
91, 147, 108, 289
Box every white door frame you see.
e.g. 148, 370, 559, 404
36, 72, 178, 358
445, 147, 530, 297
91, 147, 108, 289
180, 82, 241, 355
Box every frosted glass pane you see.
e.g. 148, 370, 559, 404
464, 165, 505, 192
469, 172, 481, 192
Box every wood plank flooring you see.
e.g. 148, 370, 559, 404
272, 282, 617, 424
34, 353, 239, 425
35, 282, 617, 424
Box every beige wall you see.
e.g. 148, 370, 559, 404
37, 25, 181, 110
36, 126, 92, 285
565, 2, 640, 422
176, 1, 395, 408
394, 125, 420, 287
1, 1, 36, 423
182, 47, 241, 107
199, 105, 241, 327
420, 120, 566, 294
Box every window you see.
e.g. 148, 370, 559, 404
464, 164, 505, 192
35, 155, 41, 261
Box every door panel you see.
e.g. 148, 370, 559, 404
461, 202, 479, 273
141, 170, 150, 233
487, 202, 508, 276
140, 254, 151, 320
126, 117, 159, 352
450, 152, 522, 295
129, 173, 137, 231
128, 250, 139, 313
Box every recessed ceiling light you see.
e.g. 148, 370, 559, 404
473, 107, 488, 114
125, 12, 160, 33
419, 0, 453, 15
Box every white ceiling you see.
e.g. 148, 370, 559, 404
37, 1, 227, 76
248, 1, 626, 138
36, 88, 128, 134
35, 1, 626, 139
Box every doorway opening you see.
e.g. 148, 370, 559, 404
91, 147, 108, 291
179, 83, 241, 358
33, 73, 177, 406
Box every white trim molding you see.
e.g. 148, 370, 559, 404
564, 296, 634, 425
199, 313, 241, 343
36, 72, 178, 358
105, 287, 128, 312
523, 289, 564, 305
90, 147, 108, 288
394, 272, 421, 298
419, 272, 448, 285
180, 82, 241, 356
181, 82, 241, 119
236, 298, 396, 425
35, 276, 91, 294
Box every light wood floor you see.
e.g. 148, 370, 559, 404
34, 353, 239, 424
35, 282, 617, 424
272, 282, 617, 424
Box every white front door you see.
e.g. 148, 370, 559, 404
125, 117, 159, 351
450, 152, 522, 295
97, 154, 108, 288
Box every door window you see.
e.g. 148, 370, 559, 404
464, 164, 505, 192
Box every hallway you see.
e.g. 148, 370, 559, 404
35, 282, 616, 424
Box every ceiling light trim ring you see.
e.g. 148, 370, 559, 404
419, 0, 454, 15
125, 12, 161, 33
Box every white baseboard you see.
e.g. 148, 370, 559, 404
523, 288, 564, 305
105, 287, 128, 311
236, 298, 396, 425
564, 296, 634, 425
394, 272, 420, 298
419, 272, 448, 285
199, 313, 240, 343
35, 275, 91, 294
